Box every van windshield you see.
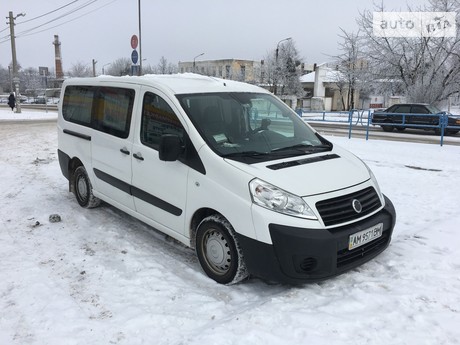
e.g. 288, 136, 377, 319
176, 92, 332, 163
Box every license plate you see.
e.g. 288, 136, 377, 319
348, 223, 383, 250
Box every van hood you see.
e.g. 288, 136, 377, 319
224, 146, 370, 197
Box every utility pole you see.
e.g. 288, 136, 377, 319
6, 11, 25, 113
138, 0, 142, 76
92, 59, 97, 77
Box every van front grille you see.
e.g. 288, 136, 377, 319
316, 187, 382, 226
337, 232, 390, 268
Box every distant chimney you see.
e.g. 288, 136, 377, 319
53, 35, 64, 79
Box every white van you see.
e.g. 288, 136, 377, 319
57, 74, 396, 284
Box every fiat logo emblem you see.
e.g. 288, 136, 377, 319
352, 199, 362, 213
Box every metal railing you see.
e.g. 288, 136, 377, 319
301, 109, 460, 146
366, 112, 460, 146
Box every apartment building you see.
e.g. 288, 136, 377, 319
178, 59, 261, 84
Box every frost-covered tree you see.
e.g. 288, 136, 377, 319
155, 56, 178, 74
262, 39, 304, 96
333, 29, 363, 110
68, 61, 92, 77
356, 0, 460, 104
106, 58, 132, 76
21, 67, 42, 94
0, 65, 12, 92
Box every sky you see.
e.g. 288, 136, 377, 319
1, 108, 460, 344
0, 0, 421, 74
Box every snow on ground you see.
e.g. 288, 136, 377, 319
1, 108, 460, 345
0, 106, 58, 121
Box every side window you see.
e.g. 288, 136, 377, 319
62, 86, 95, 126
411, 105, 430, 114
93, 87, 135, 138
393, 105, 411, 113
141, 92, 184, 150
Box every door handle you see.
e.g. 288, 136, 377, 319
133, 153, 144, 161
120, 147, 130, 155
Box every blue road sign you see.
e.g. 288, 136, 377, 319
131, 50, 139, 64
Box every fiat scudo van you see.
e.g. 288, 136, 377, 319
57, 74, 396, 284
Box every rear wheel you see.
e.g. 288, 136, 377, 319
381, 124, 394, 132
434, 128, 449, 136
73, 166, 101, 208
196, 214, 248, 284
396, 127, 406, 132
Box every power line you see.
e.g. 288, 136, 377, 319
15, 0, 99, 37
0, 0, 117, 43
17, 1, 118, 39
1, 2, 81, 39
18, 0, 79, 25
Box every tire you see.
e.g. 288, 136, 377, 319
396, 127, 406, 132
73, 166, 101, 208
196, 214, 248, 284
381, 124, 394, 132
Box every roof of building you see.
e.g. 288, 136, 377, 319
300, 67, 342, 84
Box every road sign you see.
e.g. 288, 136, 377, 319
131, 35, 138, 49
131, 50, 139, 64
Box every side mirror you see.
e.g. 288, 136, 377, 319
159, 134, 183, 161
261, 118, 271, 130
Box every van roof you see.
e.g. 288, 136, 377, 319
63, 73, 269, 95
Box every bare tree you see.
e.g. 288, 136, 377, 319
333, 29, 373, 110
68, 61, 92, 77
157, 56, 168, 74
356, 0, 460, 104
21, 67, 41, 94
155, 56, 178, 74
0, 65, 12, 92
262, 39, 304, 96
106, 58, 132, 76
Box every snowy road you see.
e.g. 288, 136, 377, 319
1, 120, 460, 345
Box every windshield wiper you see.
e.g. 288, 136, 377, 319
221, 151, 268, 158
271, 143, 332, 153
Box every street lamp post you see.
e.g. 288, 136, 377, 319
193, 53, 204, 73
102, 63, 111, 75
274, 37, 291, 95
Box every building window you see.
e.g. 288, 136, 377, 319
240, 65, 246, 81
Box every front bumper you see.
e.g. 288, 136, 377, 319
236, 195, 396, 284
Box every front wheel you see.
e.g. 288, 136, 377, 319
73, 166, 101, 208
196, 215, 248, 284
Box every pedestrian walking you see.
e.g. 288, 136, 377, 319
8, 93, 16, 111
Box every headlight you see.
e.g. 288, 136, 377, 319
249, 178, 317, 219
362, 161, 383, 199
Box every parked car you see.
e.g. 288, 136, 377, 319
372, 103, 460, 135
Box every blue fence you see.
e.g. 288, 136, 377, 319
301, 109, 460, 146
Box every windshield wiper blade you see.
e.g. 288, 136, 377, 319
221, 151, 268, 158
271, 143, 332, 153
